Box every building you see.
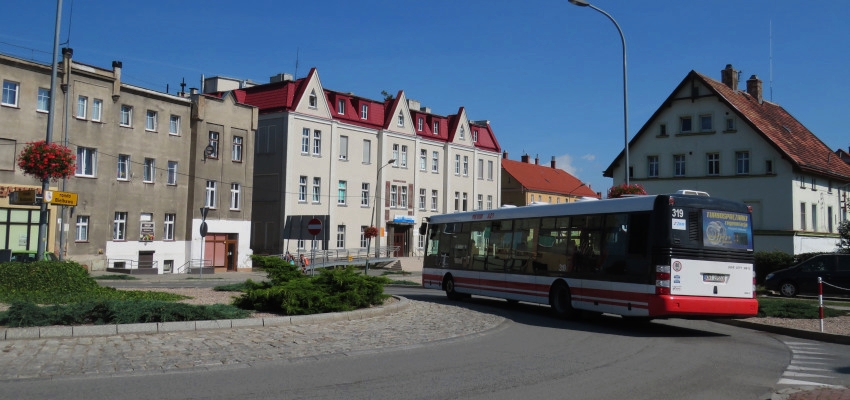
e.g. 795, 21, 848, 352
209, 68, 502, 257
0, 50, 257, 273
501, 153, 599, 206
604, 64, 850, 254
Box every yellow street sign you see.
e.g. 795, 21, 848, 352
9, 190, 37, 205
44, 190, 78, 206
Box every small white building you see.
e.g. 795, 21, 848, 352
605, 64, 850, 254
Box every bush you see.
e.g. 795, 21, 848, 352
758, 297, 848, 319
754, 250, 795, 284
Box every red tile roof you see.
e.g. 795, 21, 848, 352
605, 69, 850, 181
503, 158, 599, 198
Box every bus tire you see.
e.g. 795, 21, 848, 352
444, 275, 463, 300
550, 282, 579, 319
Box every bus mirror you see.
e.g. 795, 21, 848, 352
418, 222, 428, 236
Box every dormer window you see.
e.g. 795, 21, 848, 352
308, 90, 317, 108
473, 130, 478, 142
417, 117, 423, 131
397, 111, 404, 127
361, 104, 368, 119
433, 121, 439, 135
337, 99, 345, 115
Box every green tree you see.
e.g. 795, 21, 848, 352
838, 220, 850, 253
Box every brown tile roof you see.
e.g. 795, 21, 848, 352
605, 68, 850, 182
502, 158, 599, 198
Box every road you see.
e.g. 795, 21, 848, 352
2, 287, 849, 399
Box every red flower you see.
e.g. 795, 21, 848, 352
17, 141, 76, 182
364, 226, 379, 239
607, 183, 647, 199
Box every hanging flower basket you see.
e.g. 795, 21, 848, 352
364, 226, 379, 239
607, 183, 647, 199
17, 140, 76, 182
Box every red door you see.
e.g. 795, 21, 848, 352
393, 231, 406, 257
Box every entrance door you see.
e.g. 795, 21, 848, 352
138, 251, 154, 269
393, 231, 407, 257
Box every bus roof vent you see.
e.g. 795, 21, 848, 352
676, 189, 710, 197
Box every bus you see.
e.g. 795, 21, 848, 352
420, 192, 758, 319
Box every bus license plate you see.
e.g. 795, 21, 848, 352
703, 273, 727, 283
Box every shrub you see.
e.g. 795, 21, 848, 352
758, 297, 848, 318
754, 250, 795, 284
607, 183, 647, 199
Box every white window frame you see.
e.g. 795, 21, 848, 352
417, 117, 423, 131
736, 151, 750, 174
232, 136, 243, 162
337, 99, 345, 115
390, 185, 398, 208
308, 90, 317, 108
431, 190, 438, 211
363, 139, 371, 164
117, 154, 130, 180
312, 177, 321, 203
2, 80, 19, 107
299, 176, 307, 202
487, 195, 493, 210
164, 213, 175, 241
120, 105, 133, 127
420, 150, 427, 171
477, 194, 483, 210
337, 225, 346, 248
75, 215, 89, 242
419, 188, 426, 210
230, 183, 241, 210
76, 95, 88, 119
674, 154, 686, 177
433, 121, 439, 134
338, 180, 347, 205
312, 130, 321, 155
454, 154, 461, 175
397, 111, 404, 127
339, 135, 348, 160
37, 88, 50, 112
392, 144, 399, 164
205, 180, 217, 208
488, 160, 494, 180
145, 110, 157, 131
301, 128, 310, 154
169, 115, 180, 135
361, 183, 370, 207
699, 114, 712, 132
400, 145, 408, 167
462, 156, 469, 176
76, 147, 97, 177
167, 161, 177, 185
113, 212, 127, 241
361, 104, 368, 119
648, 155, 659, 178
92, 98, 103, 122
707, 153, 720, 176
208, 131, 219, 158
143, 158, 155, 183
432, 151, 439, 173
477, 159, 484, 179
400, 186, 408, 209
360, 226, 368, 248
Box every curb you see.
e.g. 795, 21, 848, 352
1, 296, 410, 341
714, 319, 850, 345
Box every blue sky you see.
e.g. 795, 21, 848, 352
2, 1, 848, 195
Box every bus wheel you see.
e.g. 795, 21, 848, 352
444, 276, 463, 300
550, 282, 578, 319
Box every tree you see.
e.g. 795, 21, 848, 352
838, 220, 850, 253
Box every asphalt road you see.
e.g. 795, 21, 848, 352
6, 287, 849, 399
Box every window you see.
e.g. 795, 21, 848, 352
120, 105, 133, 127
659, 124, 667, 136
462, 193, 468, 211
2, 80, 19, 106
75, 216, 89, 242
397, 111, 404, 127
361, 104, 368, 119
205, 181, 217, 208
433, 121, 440, 134
312, 130, 321, 155
417, 117, 424, 131
680, 116, 692, 133
36, 88, 50, 112
463, 156, 469, 176
361, 183, 370, 206
363, 139, 371, 164
400, 186, 408, 209
117, 154, 130, 180
812, 204, 818, 232
230, 183, 241, 210
418, 234, 425, 250
487, 195, 493, 210
360, 226, 368, 248
648, 155, 659, 178
419, 188, 426, 210
700, 114, 712, 131
432, 151, 439, 172
736, 151, 750, 174
707, 153, 720, 176
674, 154, 686, 177
454, 154, 460, 175
76, 96, 88, 119
337, 225, 346, 248
76, 147, 97, 177
164, 214, 175, 241
392, 144, 399, 163
431, 190, 438, 211
401, 145, 408, 167
477, 194, 483, 210
459, 126, 465, 140
301, 128, 310, 154
312, 177, 321, 203
390, 185, 398, 208
92, 99, 103, 122
299, 176, 307, 202
208, 131, 219, 158
420, 149, 427, 171
725, 118, 735, 131
145, 110, 157, 131
167, 161, 177, 185
477, 159, 484, 179
488, 160, 494, 180
169, 115, 180, 135
338, 181, 347, 205
113, 212, 127, 241
473, 130, 479, 142
143, 158, 155, 183
339, 135, 348, 160
454, 192, 460, 211
232, 136, 243, 162
800, 203, 807, 231
828, 206, 834, 232
308, 90, 317, 108
337, 99, 345, 114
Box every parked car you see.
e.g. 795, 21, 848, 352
7, 251, 59, 263
763, 254, 850, 297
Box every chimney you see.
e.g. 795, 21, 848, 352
60, 48, 73, 91
190, 88, 198, 95
111, 61, 122, 102
502, 151, 508, 159
550, 156, 556, 169
534, 155, 540, 165
721, 64, 738, 90
746, 75, 763, 104
269, 73, 293, 83
521, 154, 530, 163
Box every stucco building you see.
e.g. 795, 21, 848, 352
501, 153, 600, 206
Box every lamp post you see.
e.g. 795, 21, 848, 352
567, 182, 586, 202
365, 158, 396, 275
569, 0, 629, 186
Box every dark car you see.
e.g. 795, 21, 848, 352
5, 251, 59, 263
764, 254, 850, 297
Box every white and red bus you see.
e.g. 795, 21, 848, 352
420, 192, 758, 319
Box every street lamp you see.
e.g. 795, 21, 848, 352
366, 158, 396, 275
569, 0, 630, 186
567, 182, 586, 202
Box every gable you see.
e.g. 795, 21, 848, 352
503, 159, 597, 197
293, 68, 331, 119
448, 107, 472, 146
383, 90, 416, 135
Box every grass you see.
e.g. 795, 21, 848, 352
757, 297, 849, 319
93, 274, 139, 280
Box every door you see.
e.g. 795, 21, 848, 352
393, 231, 407, 257
138, 251, 154, 269
226, 242, 237, 271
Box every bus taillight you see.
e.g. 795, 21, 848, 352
655, 265, 671, 295
752, 270, 757, 298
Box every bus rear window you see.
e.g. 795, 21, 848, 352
702, 210, 752, 250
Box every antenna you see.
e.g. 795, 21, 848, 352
769, 20, 774, 102
294, 47, 300, 80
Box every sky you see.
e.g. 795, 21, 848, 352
2, 0, 849, 195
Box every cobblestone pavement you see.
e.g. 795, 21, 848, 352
0, 299, 505, 381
